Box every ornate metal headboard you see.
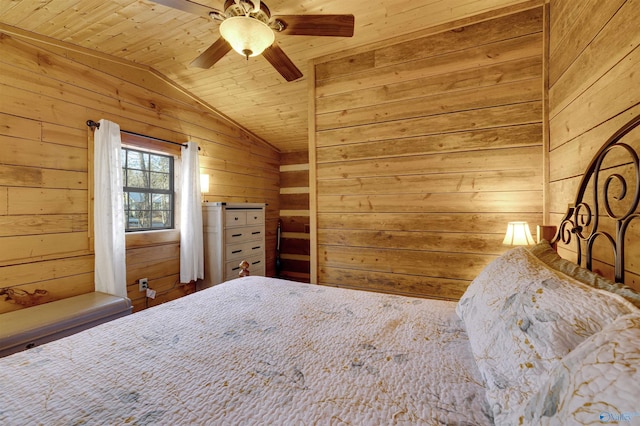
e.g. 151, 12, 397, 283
552, 114, 640, 283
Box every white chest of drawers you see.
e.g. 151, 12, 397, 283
199, 202, 266, 289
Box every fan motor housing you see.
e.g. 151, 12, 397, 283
224, 0, 271, 23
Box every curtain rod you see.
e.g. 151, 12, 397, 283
86, 120, 199, 150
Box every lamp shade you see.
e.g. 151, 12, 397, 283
503, 221, 535, 246
219, 16, 275, 58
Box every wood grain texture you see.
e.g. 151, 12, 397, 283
0, 32, 279, 314
549, 0, 640, 119
317, 56, 542, 114
319, 267, 470, 300
316, 102, 543, 147
278, 151, 310, 281
318, 212, 543, 234
317, 146, 542, 179
0, 256, 94, 288
318, 230, 507, 255
262, 43, 303, 82
549, 47, 640, 148
548, 0, 626, 87
319, 246, 493, 282
317, 124, 543, 162
318, 170, 542, 195
311, 7, 544, 299
316, 34, 543, 98
0, 188, 7, 215
317, 77, 542, 130
0, 0, 542, 153
548, 0, 640, 289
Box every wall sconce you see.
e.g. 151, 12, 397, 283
503, 221, 535, 246
200, 174, 210, 202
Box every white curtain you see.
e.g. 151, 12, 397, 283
180, 141, 204, 282
93, 119, 127, 298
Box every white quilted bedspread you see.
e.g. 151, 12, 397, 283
0, 277, 491, 425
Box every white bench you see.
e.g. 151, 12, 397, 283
0, 292, 132, 357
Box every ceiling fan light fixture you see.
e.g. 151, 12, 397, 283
220, 16, 275, 59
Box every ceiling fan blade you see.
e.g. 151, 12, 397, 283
262, 44, 303, 82
190, 38, 232, 68
150, 0, 222, 19
274, 14, 355, 37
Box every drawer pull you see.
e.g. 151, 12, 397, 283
252, 246, 261, 250
234, 217, 239, 221
232, 233, 242, 237
232, 250, 242, 254
251, 231, 261, 235
231, 266, 240, 271
252, 260, 261, 265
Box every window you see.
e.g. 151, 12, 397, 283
122, 147, 174, 232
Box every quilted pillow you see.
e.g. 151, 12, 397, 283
522, 314, 640, 425
456, 247, 638, 425
527, 240, 640, 309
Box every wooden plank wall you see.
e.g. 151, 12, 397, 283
311, 6, 544, 299
278, 151, 311, 282
0, 32, 279, 314
547, 0, 640, 290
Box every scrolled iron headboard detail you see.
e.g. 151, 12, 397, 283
551, 114, 640, 283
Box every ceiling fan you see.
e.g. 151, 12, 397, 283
151, 0, 355, 81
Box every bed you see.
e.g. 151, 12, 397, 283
1, 116, 640, 425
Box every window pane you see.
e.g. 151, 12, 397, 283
127, 150, 141, 169
150, 155, 169, 172
136, 211, 152, 229
122, 146, 173, 232
128, 170, 148, 188
152, 193, 170, 210
128, 192, 149, 211
150, 172, 170, 190
127, 213, 142, 229
127, 150, 149, 171
152, 211, 171, 228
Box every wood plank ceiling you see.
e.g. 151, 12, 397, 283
0, 0, 529, 152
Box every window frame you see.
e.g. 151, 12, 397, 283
119, 132, 182, 236
122, 146, 175, 232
